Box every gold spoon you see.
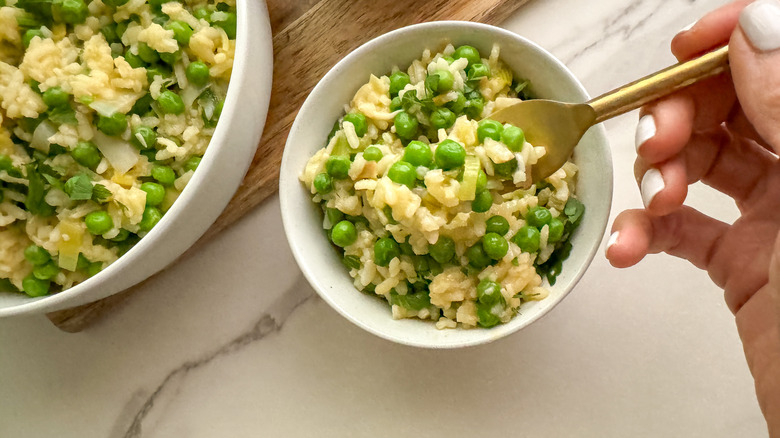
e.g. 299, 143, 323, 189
489, 45, 730, 182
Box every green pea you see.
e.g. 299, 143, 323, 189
430, 107, 456, 130
313, 173, 333, 194
476, 301, 502, 328
331, 220, 357, 247
390, 96, 402, 111
101, 23, 119, 43
464, 95, 485, 119
446, 92, 467, 114
443, 56, 455, 64
475, 169, 487, 193
57, 0, 88, 24
33, 261, 60, 281
483, 232, 508, 260
0, 154, 12, 171
468, 63, 490, 79
115, 20, 129, 39
184, 156, 201, 172
167, 20, 193, 46
139, 206, 162, 231
24, 245, 50, 266
23, 29, 44, 48
466, 243, 492, 269
434, 139, 465, 170
403, 141, 433, 167
477, 279, 502, 305
213, 11, 237, 38
326, 207, 343, 226
151, 165, 176, 186
387, 161, 416, 187
413, 255, 429, 273
477, 119, 503, 143
124, 48, 145, 68
454, 45, 481, 66
325, 155, 351, 179
194, 7, 211, 20
182, 61, 210, 87
526, 206, 552, 228
140, 182, 165, 206
485, 215, 509, 236
394, 111, 418, 140
472, 190, 493, 213
548, 217, 565, 243
135, 42, 159, 64
97, 112, 128, 136
512, 225, 540, 253
85, 211, 114, 235
42, 87, 69, 108
157, 90, 185, 115
72, 141, 101, 169
363, 146, 383, 162
22, 275, 50, 297
374, 237, 400, 267
493, 158, 517, 178
343, 113, 367, 137
501, 125, 525, 152
382, 205, 397, 224
432, 70, 454, 93
160, 50, 181, 66
429, 236, 455, 264
389, 71, 410, 96
131, 125, 156, 150
109, 229, 130, 242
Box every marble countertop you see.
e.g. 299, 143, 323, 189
0, 0, 768, 436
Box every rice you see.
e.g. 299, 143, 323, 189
0, 0, 236, 296
301, 43, 585, 329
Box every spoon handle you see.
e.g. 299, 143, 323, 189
588, 45, 730, 124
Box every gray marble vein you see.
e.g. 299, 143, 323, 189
117, 277, 315, 438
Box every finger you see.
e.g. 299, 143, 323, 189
636, 94, 695, 163
633, 129, 775, 208
672, 0, 753, 60
606, 206, 729, 271
730, 1, 780, 154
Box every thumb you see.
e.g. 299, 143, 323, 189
730, 0, 780, 153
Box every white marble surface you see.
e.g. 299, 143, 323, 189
0, 0, 768, 436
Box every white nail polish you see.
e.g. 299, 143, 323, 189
605, 231, 619, 257
740, 0, 780, 52
635, 114, 656, 152
680, 20, 697, 33
641, 168, 665, 208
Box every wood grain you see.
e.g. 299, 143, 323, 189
46, 0, 532, 333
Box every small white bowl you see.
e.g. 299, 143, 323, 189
0, 0, 274, 316
280, 21, 613, 348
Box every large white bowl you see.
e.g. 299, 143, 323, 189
0, 0, 274, 316
280, 21, 613, 348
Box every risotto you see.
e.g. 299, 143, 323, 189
0, 0, 236, 296
301, 43, 585, 329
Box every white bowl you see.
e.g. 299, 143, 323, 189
280, 21, 613, 348
0, 0, 274, 316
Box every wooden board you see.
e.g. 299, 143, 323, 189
46, 0, 532, 332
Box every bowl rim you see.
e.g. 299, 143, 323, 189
0, 0, 272, 316
280, 20, 613, 348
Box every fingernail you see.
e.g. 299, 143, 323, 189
635, 114, 656, 152
679, 20, 697, 34
740, 0, 780, 52
605, 231, 619, 257
640, 168, 664, 208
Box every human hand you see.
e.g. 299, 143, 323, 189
604, 0, 780, 434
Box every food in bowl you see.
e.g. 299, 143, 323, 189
0, 0, 236, 297
300, 43, 585, 329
